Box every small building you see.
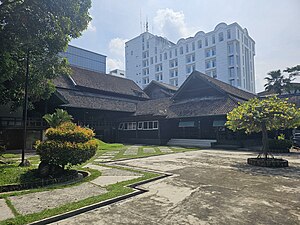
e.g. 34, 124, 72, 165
109, 69, 126, 78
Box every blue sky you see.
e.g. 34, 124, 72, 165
70, 0, 300, 92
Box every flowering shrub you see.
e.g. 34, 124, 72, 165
46, 122, 94, 143
36, 122, 97, 169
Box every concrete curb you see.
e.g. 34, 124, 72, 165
28, 167, 172, 225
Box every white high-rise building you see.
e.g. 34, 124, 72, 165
125, 22, 255, 93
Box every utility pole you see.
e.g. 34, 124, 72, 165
19, 48, 30, 167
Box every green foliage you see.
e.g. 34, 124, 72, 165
268, 139, 292, 152
0, 0, 92, 109
36, 139, 98, 168
35, 122, 97, 168
226, 96, 300, 134
43, 109, 73, 128
46, 122, 94, 143
264, 65, 300, 95
277, 133, 285, 140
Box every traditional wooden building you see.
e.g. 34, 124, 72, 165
0, 67, 257, 148
117, 71, 256, 145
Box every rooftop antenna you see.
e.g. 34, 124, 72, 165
140, 9, 142, 34
146, 16, 149, 32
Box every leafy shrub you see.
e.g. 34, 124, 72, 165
36, 139, 98, 167
46, 122, 94, 143
268, 139, 292, 153
36, 122, 97, 168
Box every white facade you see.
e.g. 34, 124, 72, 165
109, 69, 126, 78
125, 22, 256, 93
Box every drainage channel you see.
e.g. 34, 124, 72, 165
29, 165, 172, 225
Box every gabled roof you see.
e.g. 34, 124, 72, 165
172, 71, 256, 101
54, 66, 149, 100
144, 80, 179, 92
56, 88, 137, 113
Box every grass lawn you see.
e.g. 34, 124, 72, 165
97, 145, 198, 161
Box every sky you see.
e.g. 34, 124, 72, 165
70, 0, 300, 93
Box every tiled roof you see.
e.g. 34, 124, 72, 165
135, 98, 172, 116
174, 71, 256, 101
144, 80, 179, 92
54, 66, 148, 99
167, 96, 242, 118
56, 88, 137, 112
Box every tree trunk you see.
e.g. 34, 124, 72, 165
261, 122, 269, 159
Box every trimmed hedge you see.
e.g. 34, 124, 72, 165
268, 139, 292, 153
36, 122, 98, 168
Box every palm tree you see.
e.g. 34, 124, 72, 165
264, 70, 285, 95
43, 109, 73, 128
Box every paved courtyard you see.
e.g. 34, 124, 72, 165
51, 149, 300, 225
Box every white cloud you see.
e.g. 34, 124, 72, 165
106, 38, 128, 72
109, 38, 128, 58
153, 8, 194, 42
107, 58, 124, 71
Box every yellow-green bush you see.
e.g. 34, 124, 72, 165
36, 122, 97, 168
46, 122, 94, 143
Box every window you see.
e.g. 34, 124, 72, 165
169, 50, 172, 58
180, 46, 183, 54
186, 44, 189, 53
205, 49, 210, 57
212, 47, 216, 56
146, 41, 149, 49
198, 40, 202, 48
228, 55, 234, 66
212, 35, 215, 44
155, 73, 163, 81
186, 54, 195, 63
138, 121, 159, 130
164, 52, 167, 60
192, 42, 195, 51
131, 50, 133, 55
175, 48, 178, 56
206, 61, 210, 69
237, 29, 240, 39
228, 43, 234, 54
229, 79, 235, 86
155, 56, 157, 63
205, 37, 208, 46
121, 122, 137, 130
169, 69, 178, 78
212, 59, 216, 67
218, 32, 224, 42
150, 57, 153, 64
227, 29, 231, 39
169, 59, 178, 68
229, 67, 235, 77
155, 47, 157, 54
138, 122, 143, 130
118, 123, 124, 130
186, 64, 195, 74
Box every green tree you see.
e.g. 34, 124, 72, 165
226, 97, 300, 158
43, 109, 73, 128
0, 0, 91, 109
264, 70, 285, 95
264, 65, 300, 95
